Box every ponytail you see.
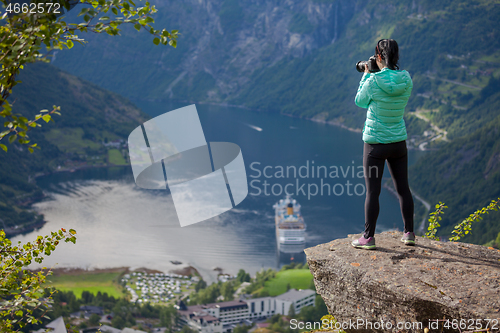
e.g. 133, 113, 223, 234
376, 39, 399, 70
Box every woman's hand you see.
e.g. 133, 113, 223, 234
364, 64, 369, 74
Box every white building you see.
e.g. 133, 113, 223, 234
246, 297, 274, 319
188, 314, 223, 333
274, 288, 316, 315
177, 289, 317, 332
121, 329, 148, 333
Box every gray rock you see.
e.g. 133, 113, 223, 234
305, 231, 500, 333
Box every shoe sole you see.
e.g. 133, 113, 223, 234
352, 244, 376, 250
401, 239, 415, 246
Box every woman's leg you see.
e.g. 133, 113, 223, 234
386, 142, 414, 234
363, 143, 386, 238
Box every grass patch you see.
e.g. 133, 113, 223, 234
262, 269, 313, 296
108, 149, 127, 165
480, 53, 500, 63
44, 128, 100, 153
45, 272, 125, 299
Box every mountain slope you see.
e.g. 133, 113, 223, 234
0, 62, 147, 235
409, 90, 500, 244
50, 0, 500, 127
44, 0, 500, 244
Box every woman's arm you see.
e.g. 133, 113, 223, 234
355, 66, 372, 108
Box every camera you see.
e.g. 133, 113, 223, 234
356, 56, 380, 73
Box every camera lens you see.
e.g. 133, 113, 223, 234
356, 61, 366, 73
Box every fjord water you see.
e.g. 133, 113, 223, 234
12, 102, 423, 282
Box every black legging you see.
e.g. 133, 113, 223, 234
363, 140, 414, 238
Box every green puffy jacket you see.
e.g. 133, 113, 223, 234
355, 67, 413, 144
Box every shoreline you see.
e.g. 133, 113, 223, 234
137, 97, 365, 133
4, 164, 130, 239
147, 99, 435, 151
33, 264, 204, 280
32, 162, 129, 181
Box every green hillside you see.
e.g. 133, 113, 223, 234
235, 0, 500, 131
45, 271, 125, 299
0, 62, 147, 235
262, 269, 313, 296
14, 0, 500, 244
50, 0, 500, 130
409, 94, 500, 244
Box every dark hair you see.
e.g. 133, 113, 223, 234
375, 39, 399, 70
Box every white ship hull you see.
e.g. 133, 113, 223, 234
274, 196, 306, 246
277, 227, 306, 245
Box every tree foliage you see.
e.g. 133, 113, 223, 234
244, 268, 275, 296
220, 280, 235, 301
425, 202, 448, 241
233, 324, 250, 333
194, 279, 207, 292
449, 197, 500, 241
425, 198, 500, 242
159, 304, 178, 332
236, 268, 250, 283
179, 325, 198, 333
295, 295, 327, 322
0, 0, 178, 152
188, 281, 221, 305
0, 228, 77, 332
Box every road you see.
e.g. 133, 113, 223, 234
413, 191, 431, 234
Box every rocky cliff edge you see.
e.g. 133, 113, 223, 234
305, 231, 500, 333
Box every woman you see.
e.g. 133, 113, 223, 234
351, 39, 415, 250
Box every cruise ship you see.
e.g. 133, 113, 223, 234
273, 196, 306, 245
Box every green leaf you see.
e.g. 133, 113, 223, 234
0, 144, 7, 152
112, 7, 118, 15
9, 134, 17, 144
134, 23, 141, 31
42, 115, 51, 123
153, 37, 160, 45
67, 40, 74, 49
78, 7, 89, 16
69, 229, 77, 235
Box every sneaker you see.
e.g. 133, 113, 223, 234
401, 232, 416, 246
351, 235, 376, 250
